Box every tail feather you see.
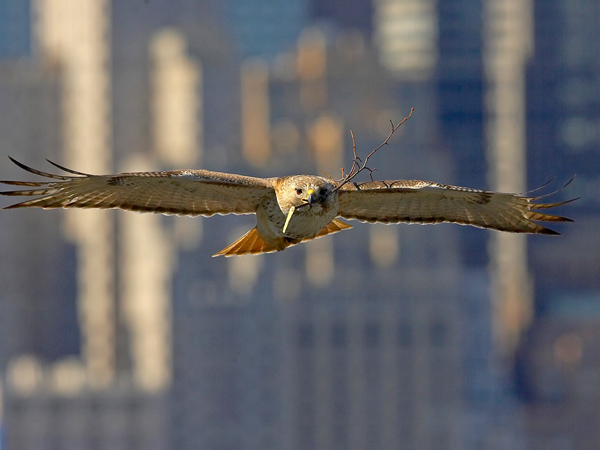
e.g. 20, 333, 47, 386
213, 218, 354, 257
308, 218, 353, 241
212, 228, 294, 257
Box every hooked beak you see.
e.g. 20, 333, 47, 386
303, 188, 317, 205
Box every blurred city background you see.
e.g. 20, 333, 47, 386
0, 0, 598, 449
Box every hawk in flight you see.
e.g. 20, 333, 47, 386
1, 157, 574, 257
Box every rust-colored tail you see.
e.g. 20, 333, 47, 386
309, 218, 353, 240
212, 228, 291, 257
212, 218, 353, 257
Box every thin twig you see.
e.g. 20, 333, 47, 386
293, 107, 414, 212
332, 107, 414, 192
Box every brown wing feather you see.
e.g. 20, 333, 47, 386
1, 158, 276, 216
337, 180, 576, 234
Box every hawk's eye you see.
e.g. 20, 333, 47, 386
296, 188, 303, 195
319, 188, 327, 196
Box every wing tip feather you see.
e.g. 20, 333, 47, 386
6, 156, 73, 180
45, 159, 92, 176
536, 227, 561, 236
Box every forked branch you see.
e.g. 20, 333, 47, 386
290, 108, 413, 217
332, 108, 414, 192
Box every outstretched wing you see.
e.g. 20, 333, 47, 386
337, 179, 576, 234
0, 158, 276, 216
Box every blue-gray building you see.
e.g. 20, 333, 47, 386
526, 0, 600, 313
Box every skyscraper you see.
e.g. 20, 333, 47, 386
518, 2, 600, 446
37, 0, 116, 387
484, 0, 534, 357
0, 61, 70, 367
526, 0, 600, 309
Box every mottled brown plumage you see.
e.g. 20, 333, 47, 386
1, 158, 575, 256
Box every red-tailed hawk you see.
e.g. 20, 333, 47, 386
0, 158, 574, 257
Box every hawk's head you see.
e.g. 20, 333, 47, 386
274, 175, 336, 213
274, 175, 339, 236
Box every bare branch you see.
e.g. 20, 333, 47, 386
293, 107, 414, 212
332, 107, 414, 192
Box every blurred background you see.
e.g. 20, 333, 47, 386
0, 0, 598, 449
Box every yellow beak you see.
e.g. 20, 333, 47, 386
303, 188, 316, 205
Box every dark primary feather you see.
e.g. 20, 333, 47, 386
1, 158, 276, 217
337, 179, 576, 235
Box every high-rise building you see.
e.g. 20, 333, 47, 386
37, 0, 116, 387
0, 5, 79, 447
375, 0, 439, 80
519, 1, 600, 446
526, 0, 600, 310
0, 62, 72, 367
372, 0, 545, 360
116, 27, 203, 393
484, 0, 534, 357
373, 0, 490, 267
